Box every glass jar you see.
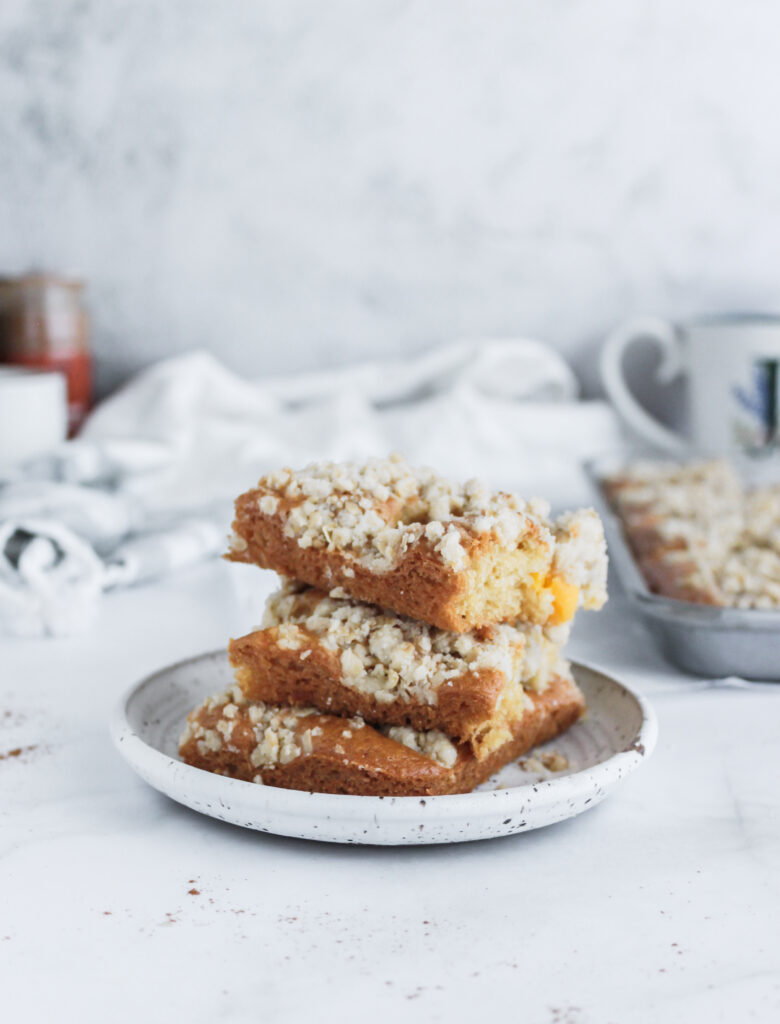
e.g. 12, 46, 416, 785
0, 273, 92, 435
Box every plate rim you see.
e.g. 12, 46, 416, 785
109, 650, 658, 822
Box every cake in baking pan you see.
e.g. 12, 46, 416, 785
602, 458, 780, 609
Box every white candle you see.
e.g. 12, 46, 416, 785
0, 367, 68, 467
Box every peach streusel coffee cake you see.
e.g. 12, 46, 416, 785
229, 580, 570, 759
180, 456, 606, 796
227, 454, 607, 632
179, 670, 586, 797
602, 458, 780, 608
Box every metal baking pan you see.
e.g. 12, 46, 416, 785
585, 454, 780, 679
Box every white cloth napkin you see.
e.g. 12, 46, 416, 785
0, 339, 625, 636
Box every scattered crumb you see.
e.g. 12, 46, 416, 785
549, 1008, 585, 1024
1, 710, 28, 727
0, 745, 38, 761
541, 750, 569, 772
188, 888, 200, 896
520, 749, 569, 773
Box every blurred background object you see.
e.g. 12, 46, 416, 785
0, 365, 67, 465
4, 0, 780, 636
0, 272, 92, 432
3, 1, 780, 398
601, 314, 780, 460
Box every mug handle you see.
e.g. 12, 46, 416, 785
600, 316, 687, 453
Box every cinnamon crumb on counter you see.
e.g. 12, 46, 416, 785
0, 745, 37, 761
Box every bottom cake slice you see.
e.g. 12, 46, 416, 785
178, 670, 585, 797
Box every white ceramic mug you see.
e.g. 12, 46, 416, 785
601, 314, 780, 457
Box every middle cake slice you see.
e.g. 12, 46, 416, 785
229, 580, 570, 760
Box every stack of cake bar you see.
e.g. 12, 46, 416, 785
179, 456, 608, 796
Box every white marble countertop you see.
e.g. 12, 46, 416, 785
2, 560, 779, 1023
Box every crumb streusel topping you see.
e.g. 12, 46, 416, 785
232, 455, 607, 603
261, 581, 568, 704
606, 459, 780, 608
384, 726, 458, 768
180, 686, 460, 771
179, 684, 319, 766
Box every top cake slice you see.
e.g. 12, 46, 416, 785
227, 454, 608, 632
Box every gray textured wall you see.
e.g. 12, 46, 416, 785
3, 0, 780, 396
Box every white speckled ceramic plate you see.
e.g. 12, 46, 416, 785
110, 652, 657, 845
